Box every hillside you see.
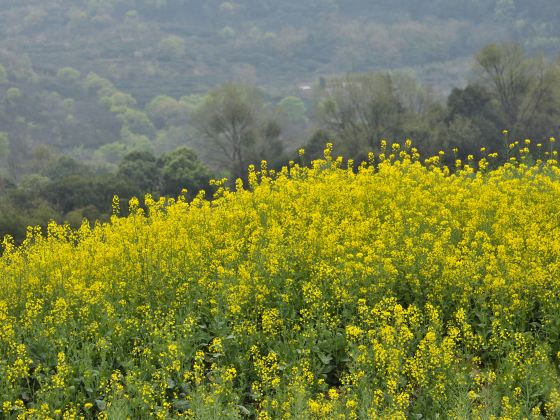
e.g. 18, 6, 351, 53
2, 0, 559, 99
2, 143, 560, 417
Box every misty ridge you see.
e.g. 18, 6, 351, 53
0, 0, 560, 242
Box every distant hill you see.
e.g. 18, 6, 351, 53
1, 0, 559, 100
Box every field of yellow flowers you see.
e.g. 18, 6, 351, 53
2, 141, 560, 418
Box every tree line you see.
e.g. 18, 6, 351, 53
313, 43, 560, 162
1, 42, 560, 243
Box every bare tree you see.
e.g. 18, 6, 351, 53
474, 43, 560, 138
316, 73, 404, 159
193, 83, 282, 179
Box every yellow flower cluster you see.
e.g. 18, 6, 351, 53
1, 142, 560, 417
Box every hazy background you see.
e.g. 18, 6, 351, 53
1, 0, 560, 241
3, 1, 558, 96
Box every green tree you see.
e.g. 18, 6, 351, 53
64, 205, 102, 229
18, 174, 52, 196
117, 151, 161, 195
43, 175, 102, 213
83, 72, 115, 96
93, 142, 128, 165
100, 92, 137, 114
120, 127, 154, 154
118, 109, 156, 137
0, 132, 9, 169
43, 156, 92, 181
6, 87, 22, 104
446, 84, 503, 154
276, 96, 307, 124
157, 35, 186, 61
57, 67, 81, 84
304, 129, 332, 160
145, 95, 189, 128
158, 147, 211, 196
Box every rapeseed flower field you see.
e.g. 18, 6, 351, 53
2, 141, 560, 418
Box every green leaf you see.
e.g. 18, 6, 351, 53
95, 399, 107, 411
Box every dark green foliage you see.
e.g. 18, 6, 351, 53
305, 129, 332, 160
43, 176, 104, 214
43, 156, 92, 181
0, 148, 214, 243
158, 147, 211, 197
117, 151, 161, 195
445, 85, 503, 155
0, 186, 58, 243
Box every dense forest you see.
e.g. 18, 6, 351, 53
1, 0, 560, 242
3, 0, 560, 96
